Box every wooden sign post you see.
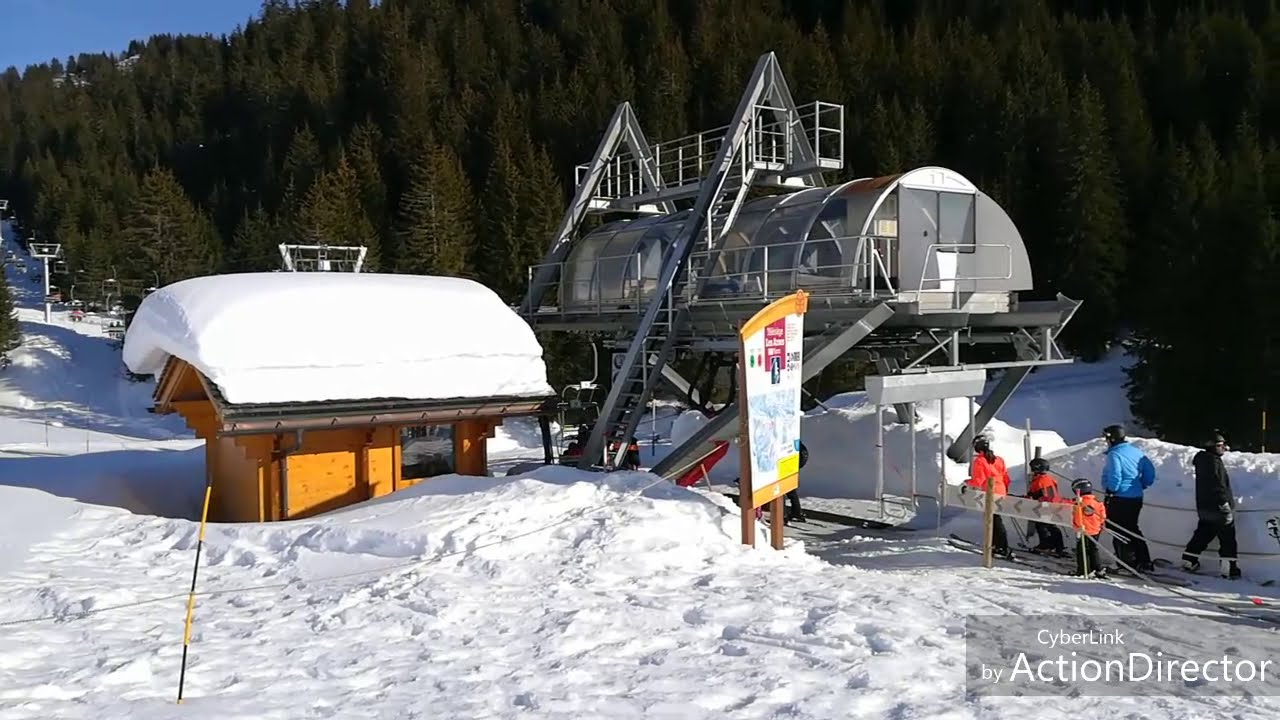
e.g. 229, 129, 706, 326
738, 290, 809, 550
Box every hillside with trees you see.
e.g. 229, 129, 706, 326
0, 0, 1276, 446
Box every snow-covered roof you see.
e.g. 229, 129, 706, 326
122, 272, 553, 406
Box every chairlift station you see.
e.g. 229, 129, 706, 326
518, 52, 1080, 495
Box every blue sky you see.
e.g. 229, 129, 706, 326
1, 0, 265, 72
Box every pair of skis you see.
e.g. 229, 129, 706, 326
947, 533, 1196, 587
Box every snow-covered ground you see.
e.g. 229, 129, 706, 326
2, 220, 1280, 718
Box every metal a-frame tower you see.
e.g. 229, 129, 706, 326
522, 53, 847, 469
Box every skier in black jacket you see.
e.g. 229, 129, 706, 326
1181, 430, 1241, 578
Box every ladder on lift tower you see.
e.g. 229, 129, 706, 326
583, 131, 758, 470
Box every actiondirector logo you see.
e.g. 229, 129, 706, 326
965, 614, 1280, 697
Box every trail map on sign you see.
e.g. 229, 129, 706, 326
743, 311, 804, 499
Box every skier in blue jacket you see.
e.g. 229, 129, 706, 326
1100, 424, 1157, 572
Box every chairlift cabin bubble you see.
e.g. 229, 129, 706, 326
517, 51, 1080, 525
557, 167, 1033, 313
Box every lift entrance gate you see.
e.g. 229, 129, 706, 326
862, 369, 987, 525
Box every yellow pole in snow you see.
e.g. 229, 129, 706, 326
176, 475, 215, 704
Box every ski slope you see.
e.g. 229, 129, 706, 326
1, 221, 1279, 718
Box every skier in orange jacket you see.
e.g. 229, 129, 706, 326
964, 434, 1013, 558
1026, 457, 1068, 556
1071, 478, 1108, 578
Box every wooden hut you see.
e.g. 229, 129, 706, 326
124, 272, 555, 522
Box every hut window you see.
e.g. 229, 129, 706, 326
401, 424, 455, 480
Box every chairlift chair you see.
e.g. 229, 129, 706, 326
556, 381, 601, 456
553, 341, 604, 460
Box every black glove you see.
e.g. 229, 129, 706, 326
1220, 503, 1234, 525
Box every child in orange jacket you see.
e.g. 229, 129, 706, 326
1071, 478, 1107, 579
964, 435, 1013, 558
1027, 458, 1068, 556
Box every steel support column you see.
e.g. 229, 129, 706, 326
945, 365, 1033, 463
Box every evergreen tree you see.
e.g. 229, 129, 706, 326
394, 143, 475, 277
281, 125, 321, 200
292, 154, 381, 269
121, 167, 219, 285
1210, 121, 1277, 446
1049, 77, 1127, 358
0, 0, 1274, 438
514, 141, 562, 286
0, 271, 19, 351
477, 133, 522, 299
229, 206, 280, 271
344, 121, 389, 263
1125, 139, 1207, 440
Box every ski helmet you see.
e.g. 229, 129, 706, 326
1102, 424, 1126, 446
1071, 478, 1093, 495
1029, 457, 1050, 475
972, 434, 991, 452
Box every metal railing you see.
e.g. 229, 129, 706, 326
522, 236, 897, 316
524, 253, 678, 323
685, 236, 898, 302
572, 100, 845, 205
750, 104, 791, 167
910, 242, 1014, 311
800, 101, 845, 168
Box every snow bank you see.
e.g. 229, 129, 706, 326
4, 463, 1278, 718
122, 272, 552, 405
1045, 438, 1280, 577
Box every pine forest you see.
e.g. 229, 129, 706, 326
0, 0, 1277, 447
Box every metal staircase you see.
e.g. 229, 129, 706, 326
582, 162, 756, 469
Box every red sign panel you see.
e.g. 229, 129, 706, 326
764, 318, 787, 384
